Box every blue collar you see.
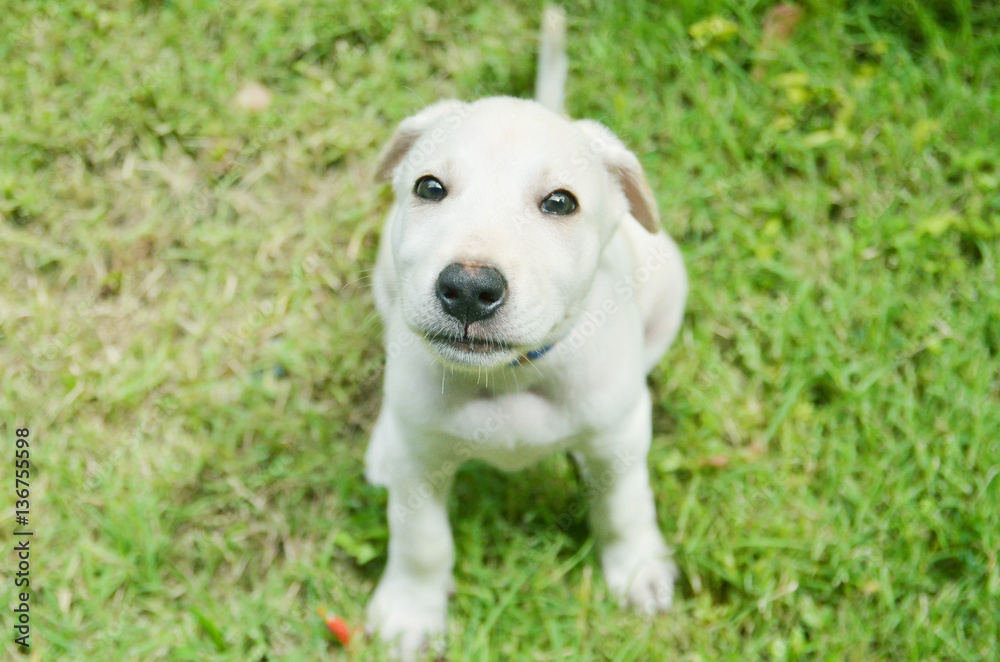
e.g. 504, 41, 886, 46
510, 342, 557, 367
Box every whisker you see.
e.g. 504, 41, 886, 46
342, 268, 377, 288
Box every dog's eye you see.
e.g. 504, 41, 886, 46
414, 176, 447, 202
540, 189, 578, 215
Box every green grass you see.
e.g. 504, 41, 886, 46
2, 0, 999, 660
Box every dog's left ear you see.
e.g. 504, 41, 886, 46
375, 100, 466, 183
574, 119, 661, 233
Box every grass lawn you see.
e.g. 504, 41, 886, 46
2, 0, 999, 660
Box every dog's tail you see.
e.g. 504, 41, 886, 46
535, 5, 567, 115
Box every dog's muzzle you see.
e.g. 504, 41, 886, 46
435, 263, 507, 323
427, 263, 555, 367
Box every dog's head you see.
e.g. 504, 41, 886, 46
375, 97, 659, 369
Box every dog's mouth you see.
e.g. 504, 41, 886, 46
422, 330, 559, 370
422, 329, 544, 369
426, 333, 512, 356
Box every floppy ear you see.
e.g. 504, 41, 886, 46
574, 119, 661, 233
374, 100, 466, 183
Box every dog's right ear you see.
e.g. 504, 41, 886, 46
574, 119, 661, 234
374, 100, 466, 183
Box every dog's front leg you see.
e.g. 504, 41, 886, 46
367, 448, 455, 660
578, 388, 677, 614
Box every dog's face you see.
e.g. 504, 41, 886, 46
375, 97, 660, 369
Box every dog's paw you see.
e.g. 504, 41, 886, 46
601, 540, 677, 615
366, 577, 447, 661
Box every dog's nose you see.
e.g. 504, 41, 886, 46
436, 263, 507, 323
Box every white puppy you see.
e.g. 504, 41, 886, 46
364, 8, 687, 659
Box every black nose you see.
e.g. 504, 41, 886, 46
436, 263, 507, 323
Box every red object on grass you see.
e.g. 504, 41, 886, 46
317, 607, 352, 646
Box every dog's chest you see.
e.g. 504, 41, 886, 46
441, 389, 581, 471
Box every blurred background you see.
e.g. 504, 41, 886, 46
1, 1, 998, 659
